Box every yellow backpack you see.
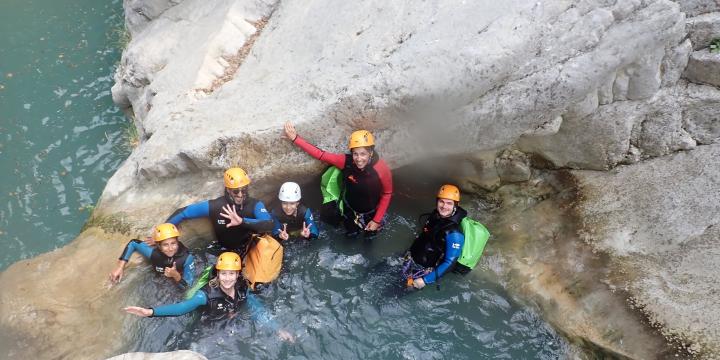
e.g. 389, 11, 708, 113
242, 234, 284, 290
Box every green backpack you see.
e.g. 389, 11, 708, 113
185, 265, 214, 299
457, 218, 490, 270
320, 166, 344, 215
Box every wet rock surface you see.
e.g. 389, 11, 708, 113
574, 144, 720, 357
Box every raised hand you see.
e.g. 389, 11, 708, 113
124, 306, 153, 317
283, 121, 298, 141
143, 235, 155, 247
278, 223, 289, 241
164, 261, 181, 282
220, 204, 243, 227
300, 221, 311, 238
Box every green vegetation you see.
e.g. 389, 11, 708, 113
109, 22, 131, 50
710, 38, 720, 53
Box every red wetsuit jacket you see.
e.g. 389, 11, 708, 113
293, 135, 393, 223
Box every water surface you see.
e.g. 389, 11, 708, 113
0, 0, 127, 270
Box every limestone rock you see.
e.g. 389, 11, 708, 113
495, 149, 532, 183
107, 0, 687, 203
683, 83, 720, 144
686, 12, 720, 50
574, 143, 720, 356
123, 0, 184, 36
684, 50, 720, 86
518, 83, 718, 170
661, 39, 692, 86
676, 0, 720, 17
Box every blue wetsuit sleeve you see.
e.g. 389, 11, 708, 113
423, 231, 464, 284
151, 290, 207, 317
271, 213, 283, 237
119, 239, 154, 261
246, 290, 280, 331
304, 208, 319, 238
179, 254, 195, 288
241, 201, 274, 233
167, 201, 210, 225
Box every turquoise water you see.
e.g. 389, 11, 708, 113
116, 178, 569, 359
0, 0, 128, 270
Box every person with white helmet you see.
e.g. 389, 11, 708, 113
272, 182, 319, 240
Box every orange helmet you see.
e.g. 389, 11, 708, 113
154, 223, 180, 242
224, 167, 250, 189
216, 252, 242, 271
348, 130, 375, 149
437, 184, 460, 202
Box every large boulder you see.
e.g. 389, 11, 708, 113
574, 144, 720, 357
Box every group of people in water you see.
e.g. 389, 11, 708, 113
110, 121, 488, 338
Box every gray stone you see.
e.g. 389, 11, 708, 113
684, 50, 720, 86
687, 12, 720, 50
661, 39, 692, 86
123, 0, 184, 36
495, 149, 532, 183
675, 0, 720, 17
683, 83, 720, 144
574, 144, 720, 356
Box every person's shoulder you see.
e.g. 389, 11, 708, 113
373, 158, 391, 172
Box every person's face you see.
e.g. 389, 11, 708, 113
436, 198, 455, 218
218, 270, 239, 291
281, 201, 299, 216
159, 237, 179, 257
226, 186, 246, 205
351, 147, 372, 170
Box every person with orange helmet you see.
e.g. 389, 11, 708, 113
404, 184, 466, 289
283, 122, 393, 238
165, 167, 274, 254
109, 223, 195, 287
124, 252, 294, 340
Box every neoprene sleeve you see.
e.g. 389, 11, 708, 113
168, 201, 210, 225
152, 290, 208, 317
119, 239, 153, 261
422, 231, 464, 284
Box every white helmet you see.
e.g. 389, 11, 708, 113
278, 182, 302, 202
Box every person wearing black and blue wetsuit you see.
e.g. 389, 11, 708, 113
405, 184, 466, 289
166, 167, 274, 255
124, 252, 294, 341
109, 223, 195, 287
272, 182, 319, 241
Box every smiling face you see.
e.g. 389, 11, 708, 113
436, 198, 456, 218
226, 186, 246, 205
281, 201, 300, 216
158, 237, 179, 257
351, 147, 373, 170
217, 270, 239, 291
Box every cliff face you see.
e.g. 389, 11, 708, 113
1, 0, 718, 359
